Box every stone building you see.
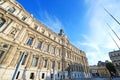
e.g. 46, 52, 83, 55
90, 61, 110, 78
0, 0, 90, 80
109, 50, 120, 76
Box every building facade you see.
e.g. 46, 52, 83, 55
90, 61, 110, 78
109, 50, 120, 76
0, 0, 89, 80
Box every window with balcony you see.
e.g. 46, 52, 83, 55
0, 18, 5, 28
31, 57, 38, 67
26, 37, 34, 46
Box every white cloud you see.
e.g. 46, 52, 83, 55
37, 11, 64, 33
79, 0, 120, 65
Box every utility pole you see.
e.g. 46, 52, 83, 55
53, 61, 55, 80
104, 8, 120, 26
12, 52, 25, 80
107, 23, 120, 41
105, 25, 120, 50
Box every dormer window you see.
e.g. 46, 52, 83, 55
34, 25, 38, 30
41, 29, 45, 34
0, 18, 5, 28
21, 16, 27, 21
48, 34, 51, 38
8, 7, 15, 13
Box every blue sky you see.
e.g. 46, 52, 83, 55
17, 0, 120, 65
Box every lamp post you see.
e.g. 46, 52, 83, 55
68, 64, 71, 80
12, 52, 25, 80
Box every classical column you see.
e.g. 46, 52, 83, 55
26, 52, 33, 68
10, 51, 21, 67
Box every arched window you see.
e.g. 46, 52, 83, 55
0, 18, 5, 28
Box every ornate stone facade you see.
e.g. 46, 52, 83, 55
0, 0, 89, 80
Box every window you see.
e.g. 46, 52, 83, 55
48, 33, 51, 38
37, 41, 42, 49
44, 44, 49, 52
41, 73, 45, 79
51, 47, 55, 54
22, 55, 27, 65
51, 61, 55, 69
21, 16, 27, 21
0, 50, 4, 59
58, 62, 60, 69
34, 25, 38, 30
10, 28, 17, 36
0, 18, 5, 28
31, 57, 38, 67
43, 59, 47, 68
26, 37, 34, 46
41, 29, 45, 34
8, 7, 15, 13
2, 44, 8, 48
30, 73, 34, 79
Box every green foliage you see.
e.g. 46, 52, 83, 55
106, 62, 116, 76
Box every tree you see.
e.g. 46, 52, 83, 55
106, 62, 116, 77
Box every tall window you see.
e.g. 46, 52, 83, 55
30, 73, 34, 79
22, 55, 27, 65
43, 59, 47, 68
8, 7, 15, 13
51, 47, 55, 54
51, 61, 55, 69
58, 62, 60, 69
31, 57, 38, 67
26, 37, 34, 46
58, 49, 61, 56
0, 18, 5, 28
0, 50, 4, 59
37, 41, 42, 49
44, 44, 49, 52
41, 73, 45, 79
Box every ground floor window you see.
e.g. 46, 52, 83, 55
30, 73, 34, 79
42, 73, 45, 79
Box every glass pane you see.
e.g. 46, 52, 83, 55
32, 57, 38, 66
37, 41, 42, 49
